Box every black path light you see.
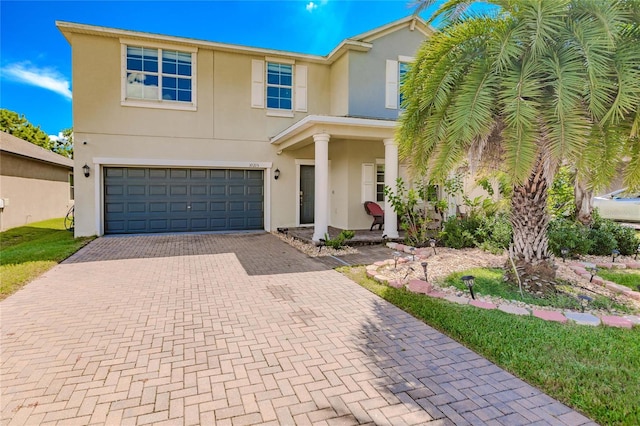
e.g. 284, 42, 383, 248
393, 251, 401, 269
318, 238, 326, 253
421, 262, 428, 281
578, 295, 593, 313
404, 267, 414, 281
586, 266, 598, 282
560, 247, 569, 263
409, 247, 416, 261
635, 244, 640, 260
611, 249, 620, 263
429, 238, 437, 255
461, 275, 476, 300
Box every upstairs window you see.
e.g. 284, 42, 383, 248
266, 62, 292, 110
399, 62, 410, 109
123, 44, 195, 108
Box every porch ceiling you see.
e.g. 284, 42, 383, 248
270, 115, 397, 151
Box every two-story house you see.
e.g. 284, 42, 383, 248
58, 16, 432, 240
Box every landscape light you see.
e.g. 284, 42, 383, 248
429, 238, 437, 255
461, 275, 476, 300
560, 247, 569, 263
611, 249, 620, 263
421, 262, 428, 281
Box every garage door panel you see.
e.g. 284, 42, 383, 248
104, 167, 263, 234
128, 203, 146, 213
170, 185, 188, 196
127, 168, 146, 178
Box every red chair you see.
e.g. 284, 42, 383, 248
364, 201, 384, 231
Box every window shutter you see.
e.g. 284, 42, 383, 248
295, 65, 307, 112
251, 59, 265, 108
385, 59, 398, 109
362, 163, 375, 203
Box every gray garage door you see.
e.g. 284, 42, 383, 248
104, 167, 263, 234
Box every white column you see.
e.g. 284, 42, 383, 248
384, 138, 399, 238
312, 133, 330, 242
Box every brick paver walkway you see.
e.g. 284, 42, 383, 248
1, 234, 595, 425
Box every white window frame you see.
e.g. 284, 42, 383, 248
252, 57, 307, 116
120, 39, 197, 111
266, 61, 294, 113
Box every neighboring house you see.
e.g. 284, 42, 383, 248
0, 132, 74, 231
58, 17, 434, 239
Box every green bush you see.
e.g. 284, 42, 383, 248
547, 218, 593, 257
548, 213, 640, 257
439, 216, 478, 249
476, 214, 512, 253
323, 230, 355, 249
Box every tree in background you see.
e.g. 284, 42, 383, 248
400, 0, 640, 292
52, 127, 74, 159
0, 109, 73, 158
0, 109, 52, 150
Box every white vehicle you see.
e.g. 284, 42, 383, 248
593, 189, 640, 223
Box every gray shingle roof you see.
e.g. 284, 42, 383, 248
0, 131, 73, 168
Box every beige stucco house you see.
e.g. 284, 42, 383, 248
58, 17, 434, 239
0, 132, 74, 231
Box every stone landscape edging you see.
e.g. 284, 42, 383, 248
365, 242, 640, 329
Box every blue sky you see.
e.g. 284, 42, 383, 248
0, 0, 446, 136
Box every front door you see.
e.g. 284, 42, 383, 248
300, 165, 314, 224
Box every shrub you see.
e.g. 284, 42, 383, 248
475, 214, 512, 253
439, 216, 478, 249
547, 218, 592, 257
323, 230, 355, 249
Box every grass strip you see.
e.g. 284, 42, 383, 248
598, 269, 640, 289
340, 266, 640, 426
0, 218, 95, 299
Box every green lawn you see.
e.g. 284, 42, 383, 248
598, 269, 640, 289
0, 218, 95, 300
340, 266, 640, 426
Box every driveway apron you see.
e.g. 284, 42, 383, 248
1, 233, 595, 425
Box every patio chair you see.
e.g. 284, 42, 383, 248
364, 201, 384, 231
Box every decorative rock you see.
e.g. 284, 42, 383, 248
470, 300, 497, 310
600, 316, 634, 329
498, 305, 530, 316
624, 261, 640, 269
373, 261, 387, 266
564, 312, 601, 326
582, 262, 597, 269
626, 291, 640, 301
386, 242, 397, 249
403, 246, 414, 254
416, 248, 431, 256
623, 315, 640, 325
444, 295, 470, 305
596, 262, 613, 269
407, 279, 433, 294
366, 270, 377, 278
604, 281, 631, 294
579, 273, 593, 281
591, 276, 604, 286
374, 275, 388, 284
395, 244, 405, 252
387, 280, 404, 289
426, 291, 447, 299
572, 267, 588, 275
533, 310, 568, 323
610, 263, 627, 269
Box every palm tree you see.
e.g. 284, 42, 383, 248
399, 0, 640, 291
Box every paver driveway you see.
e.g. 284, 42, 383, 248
1, 233, 595, 425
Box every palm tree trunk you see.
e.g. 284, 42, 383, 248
506, 156, 556, 294
574, 177, 594, 225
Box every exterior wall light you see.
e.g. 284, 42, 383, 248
83, 164, 90, 178
461, 275, 475, 299
274, 168, 280, 180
